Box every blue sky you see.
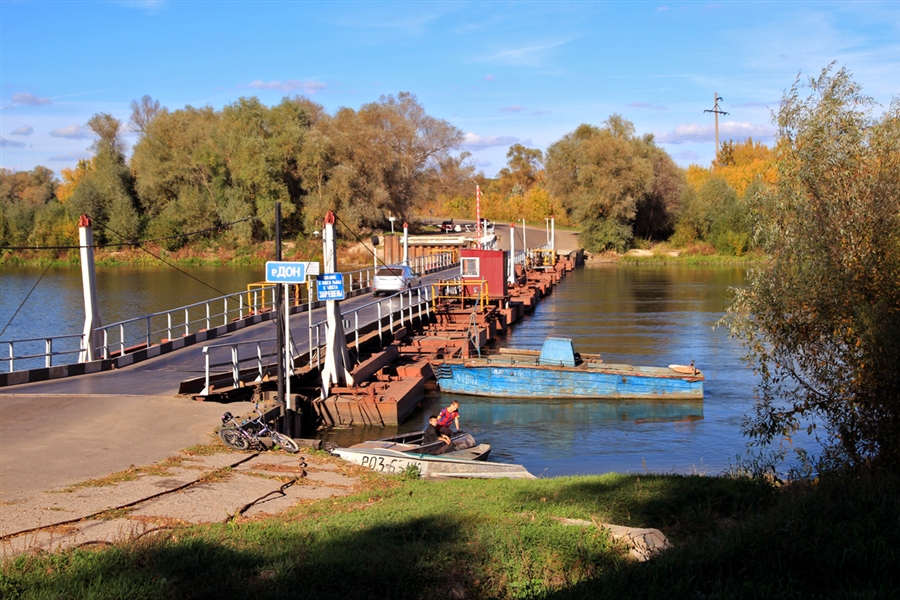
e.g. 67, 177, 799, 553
1, 1, 897, 178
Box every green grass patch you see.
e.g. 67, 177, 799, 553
2, 471, 898, 599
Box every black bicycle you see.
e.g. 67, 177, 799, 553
219, 406, 300, 453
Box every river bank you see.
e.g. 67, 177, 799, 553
2, 439, 897, 599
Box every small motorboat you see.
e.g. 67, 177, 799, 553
330, 430, 536, 479
331, 444, 536, 479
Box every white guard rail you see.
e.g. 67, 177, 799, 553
199, 285, 433, 395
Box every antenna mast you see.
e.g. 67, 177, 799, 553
703, 93, 728, 165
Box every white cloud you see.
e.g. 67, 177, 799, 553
499, 105, 525, 113
50, 125, 94, 140
0, 136, 26, 148
12, 93, 51, 106
655, 121, 776, 144
11, 125, 33, 136
245, 80, 327, 94
627, 102, 667, 111
462, 132, 519, 149
470, 39, 572, 67
48, 151, 91, 162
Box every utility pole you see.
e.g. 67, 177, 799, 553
704, 93, 728, 166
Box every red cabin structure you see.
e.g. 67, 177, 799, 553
459, 249, 508, 299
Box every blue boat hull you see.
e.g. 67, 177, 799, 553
436, 362, 703, 399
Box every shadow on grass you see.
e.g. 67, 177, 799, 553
1, 516, 474, 600
531, 471, 900, 599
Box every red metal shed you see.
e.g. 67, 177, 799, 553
459, 249, 508, 298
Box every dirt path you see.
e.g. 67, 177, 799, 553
0, 394, 364, 557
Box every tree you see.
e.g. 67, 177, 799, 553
0, 166, 61, 246
68, 113, 140, 243
129, 95, 165, 136
544, 118, 654, 251
303, 92, 463, 233
633, 143, 684, 240
723, 66, 900, 472
496, 144, 543, 196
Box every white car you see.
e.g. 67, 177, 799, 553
373, 265, 420, 296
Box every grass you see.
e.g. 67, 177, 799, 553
3, 469, 897, 599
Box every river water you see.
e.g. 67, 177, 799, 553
1, 263, 810, 476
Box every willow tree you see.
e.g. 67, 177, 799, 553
723, 66, 900, 472
68, 113, 140, 243
303, 92, 464, 233
544, 115, 679, 251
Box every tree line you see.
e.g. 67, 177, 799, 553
2, 92, 772, 256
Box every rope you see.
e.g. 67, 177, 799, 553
0, 260, 54, 338
93, 219, 231, 297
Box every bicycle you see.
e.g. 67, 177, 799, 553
219, 405, 300, 453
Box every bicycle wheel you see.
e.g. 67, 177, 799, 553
271, 432, 300, 453
219, 427, 250, 450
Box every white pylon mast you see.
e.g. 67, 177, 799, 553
320, 211, 353, 398
78, 215, 102, 362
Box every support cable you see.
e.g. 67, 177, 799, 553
93, 219, 231, 297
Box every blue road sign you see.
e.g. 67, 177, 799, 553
266, 261, 318, 284
316, 273, 345, 300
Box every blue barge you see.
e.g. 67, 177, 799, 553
433, 337, 703, 400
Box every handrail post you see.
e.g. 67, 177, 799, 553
146, 316, 151, 348
119, 324, 125, 356
167, 313, 173, 343
205, 302, 211, 331
377, 301, 383, 345
202, 347, 211, 396
354, 311, 359, 354
231, 345, 239, 389
184, 307, 189, 337
103, 329, 109, 359
256, 343, 263, 382
223, 298, 228, 326
7, 342, 13, 372
45, 339, 52, 368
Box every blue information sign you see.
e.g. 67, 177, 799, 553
316, 273, 345, 300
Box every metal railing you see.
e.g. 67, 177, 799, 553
1, 251, 456, 373
3, 334, 85, 373
199, 285, 433, 395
